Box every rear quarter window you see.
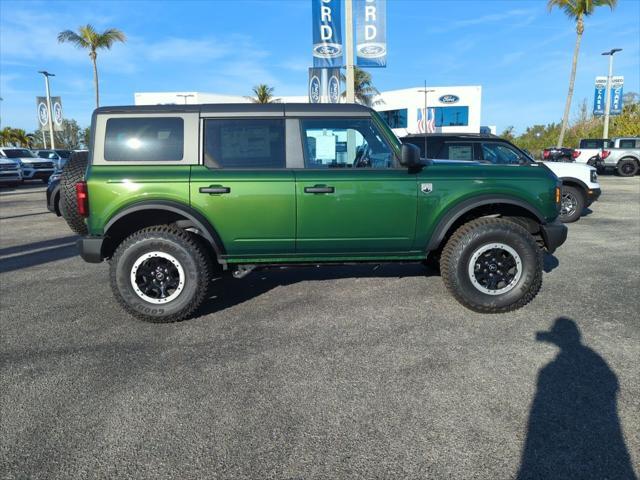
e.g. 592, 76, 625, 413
104, 117, 184, 161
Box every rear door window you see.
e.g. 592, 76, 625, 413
618, 139, 637, 149
203, 119, 285, 169
438, 142, 474, 161
104, 117, 184, 161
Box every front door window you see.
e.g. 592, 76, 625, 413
301, 118, 395, 169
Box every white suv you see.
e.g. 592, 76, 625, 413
0, 147, 55, 183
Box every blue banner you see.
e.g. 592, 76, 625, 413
312, 0, 343, 68
593, 77, 607, 116
309, 67, 341, 103
610, 76, 624, 115
355, 0, 387, 67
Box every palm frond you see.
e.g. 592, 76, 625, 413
57, 29, 90, 47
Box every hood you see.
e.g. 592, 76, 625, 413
0, 158, 20, 165
540, 161, 595, 176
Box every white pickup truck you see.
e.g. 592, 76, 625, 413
574, 138, 609, 166
599, 137, 640, 176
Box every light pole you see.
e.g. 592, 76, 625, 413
344, 0, 355, 104
602, 48, 622, 139
418, 82, 435, 158
38, 71, 56, 149
176, 94, 195, 105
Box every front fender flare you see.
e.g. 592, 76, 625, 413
426, 195, 545, 251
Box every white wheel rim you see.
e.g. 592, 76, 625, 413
130, 251, 185, 304
468, 243, 523, 296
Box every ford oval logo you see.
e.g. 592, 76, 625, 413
312, 43, 343, 59
439, 95, 459, 104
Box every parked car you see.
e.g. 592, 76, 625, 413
542, 146, 578, 162
402, 133, 600, 223
46, 171, 63, 215
63, 103, 567, 322
573, 138, 609, 166
599, 137, 640, 177
34, 149, 73, 170
0, 155, 23, 186
0, 147, 55, 183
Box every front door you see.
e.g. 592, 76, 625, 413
296, 117, 417, 255
190, 118, 295, 257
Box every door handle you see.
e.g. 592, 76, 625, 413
304, 185, 335, 194
199, 186, 231, 194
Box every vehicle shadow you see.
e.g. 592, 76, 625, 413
517, 317, 637, 480
0, 235, 79, 273
198, 263, 432, 316
581, 207, 594, 218
543, 254, 559, 273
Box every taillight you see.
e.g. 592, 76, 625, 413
572, 150, 580, 158
601, 150, 610, 160
543, 150, 550, 159
76, 181, 89, 217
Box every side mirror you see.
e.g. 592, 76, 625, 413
400, 143, 421, 168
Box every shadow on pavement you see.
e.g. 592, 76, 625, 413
0, 235, 79, 273
0, 211, 51, 220
517, 317, 637, 480
199, 263, 432, 316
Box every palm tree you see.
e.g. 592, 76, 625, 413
249, 84, 279, 104
548, 0, 617, 147
341, 67, 383, 107
57, 25, 126, 108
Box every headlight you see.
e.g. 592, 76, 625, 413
590, 170, 597, 183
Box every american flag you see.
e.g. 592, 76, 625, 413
417, 107, 436, 133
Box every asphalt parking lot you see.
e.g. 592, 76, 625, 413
1, 176, 639, 479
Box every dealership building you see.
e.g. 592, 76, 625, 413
134, 85, 485, 136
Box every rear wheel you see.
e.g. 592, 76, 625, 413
440, 218, 542, 313
617, 159, 638, 177
60, 151, 89, 234
110, 225, 212, 323
559, 186, 584, 223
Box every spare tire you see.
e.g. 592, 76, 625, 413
60, 151, 89, 235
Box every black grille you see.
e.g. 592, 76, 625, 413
0, 164, 18, 171
31, 162, 54, 169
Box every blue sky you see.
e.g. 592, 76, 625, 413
1, 0, 638, 133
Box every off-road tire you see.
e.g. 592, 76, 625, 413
617, 158, 638, 177
110, 225, 212, 323
559, 185, 584, 223
440, 218, 543, 313
60, 151, 89, 235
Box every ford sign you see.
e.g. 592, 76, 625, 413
439, 94, 459, 104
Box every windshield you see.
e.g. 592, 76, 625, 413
3, 149, 34, 158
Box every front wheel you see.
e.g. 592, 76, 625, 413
440, 218, 543, 313
559, 186, 584, 223
110, 226, 213, 323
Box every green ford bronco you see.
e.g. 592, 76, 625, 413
64, 103, 567, 322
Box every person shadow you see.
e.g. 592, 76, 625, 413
517, 317, 637, 480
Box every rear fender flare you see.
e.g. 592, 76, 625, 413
104, 200, 226, 260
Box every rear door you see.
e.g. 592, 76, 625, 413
295, 117, 418, 254
190, 117, 295, 257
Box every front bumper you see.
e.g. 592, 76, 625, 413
586, 187, 602, 206
0, 171, 22, 183
22, 168, 55, 179
78, 237, 104, 263
541, 220, 568, 254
